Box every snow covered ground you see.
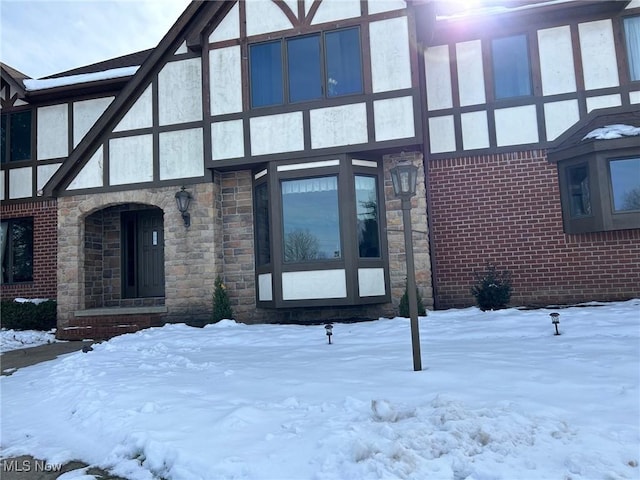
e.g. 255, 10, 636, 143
0, 329, 58, 352
1, 300, 638, 480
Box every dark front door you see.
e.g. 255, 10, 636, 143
122, 209, 165, 298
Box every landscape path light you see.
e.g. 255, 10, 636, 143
550, 312, 560, 335
175, 186, 192, 227
325, 323, 333, 344
390, 156, 422, 372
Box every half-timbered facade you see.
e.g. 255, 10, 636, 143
1, 0, 638, 339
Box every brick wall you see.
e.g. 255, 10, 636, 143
428, 150, 640, 308
0, 200, 57, 300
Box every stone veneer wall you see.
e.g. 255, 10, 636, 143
383, 152, 433, 311
57, 183, 219, 330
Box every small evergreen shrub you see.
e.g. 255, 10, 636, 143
399, 279, 426, 318
471, 264, 513, 311
212, 276, 233, 323
0, 300, 57, 330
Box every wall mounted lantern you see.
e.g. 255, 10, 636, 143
175, 186, 192, 227
390, 156, 422, 372
550, 312, 560, 335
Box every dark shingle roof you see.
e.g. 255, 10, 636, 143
44, 49, 153, 79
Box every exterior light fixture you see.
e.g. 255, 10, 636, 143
550, 312, 560, 335
325, 323, 334, 344
390, 155, 422, 372
175, 186, 192, 227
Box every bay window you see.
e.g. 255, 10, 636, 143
554, 147, 640, 234
253, 155, 388, 308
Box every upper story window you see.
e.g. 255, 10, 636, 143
1, 110, 32, 163
491, 34, 532, 99
250, 27, 363, 108
1, 217, 34, 284
623, 16, 640, 81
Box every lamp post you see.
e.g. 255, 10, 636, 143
390, 159, 422, 372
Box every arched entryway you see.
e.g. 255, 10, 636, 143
84, 203, 165, 309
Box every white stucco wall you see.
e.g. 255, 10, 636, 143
109, 135, 153, 185
0, 171, 4, 200
37, 163, 61, 191
425, 45, 453, 111
245, 0, 292, 37
630, 91, 640, 104
586, 94, 622, 113
282, 269, 347, 300
311, 0, 361, 25
212, 120, 245, 160
369, 16, 412, 93
73, 97, 113, 148
209, 2, 239, 43
68, 147, 104, 190
113, 86, 152, 132
158, 58, 203, 126
210, 46, 242, 115
538, 25, 577, 96
373, 96, 415, 142
250, 112, 304, 155
579, 19, 619, 90
461, 111, 490, 150
310, 103, 368, 149
37, 104, 68, 160
9, 167, 32, 199
494, 105, 539, 147
159, 128, 204, 180
429, 115, 456, 153
368, 0, 406, 15
358, 268, 386, 297
544, 100, 580, 141
456, 40, 485, 106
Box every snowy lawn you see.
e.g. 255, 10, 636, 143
0, 329, 59, 352
1, 300, 638, 480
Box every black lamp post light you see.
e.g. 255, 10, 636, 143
390, 156, 422, 372
550, 312, 561, 335
175, 186, 192, 227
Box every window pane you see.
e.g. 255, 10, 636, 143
255, 183, 271, 265
282, 176, 341, 262
326, 28, 363, 97
355, 176, 380, 258
567, 164, 592, 217
287, 35, 322, 102
610, 157, 640, 212
10, 111, 32, 162
250, 41, 283, 107
492, 35, 532, 99
624, 16, 640, 81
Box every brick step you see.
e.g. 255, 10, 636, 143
58, 313, 162, 340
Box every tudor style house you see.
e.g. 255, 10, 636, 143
1, 0, 638, 339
